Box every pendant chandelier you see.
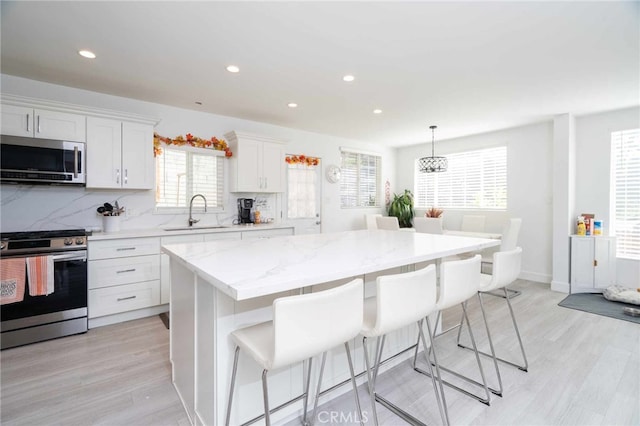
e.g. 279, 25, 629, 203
418, 125, 448, 173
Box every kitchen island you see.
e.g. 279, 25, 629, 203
162, 229, 500, 425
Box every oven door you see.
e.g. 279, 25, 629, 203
1, 250, 88, 331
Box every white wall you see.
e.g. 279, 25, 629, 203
397, 122, 554, 283
575, 106, 640, 286
0, 74, 394, 234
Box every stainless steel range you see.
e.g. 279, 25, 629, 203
0, 229, 88, 349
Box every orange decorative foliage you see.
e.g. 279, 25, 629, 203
153, 132, 232, 157
285, 154, 320, 166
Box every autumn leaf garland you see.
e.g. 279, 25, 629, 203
153, 132, 233, 157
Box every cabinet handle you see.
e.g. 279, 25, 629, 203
117, 295, 137, 301
116, 169, 120, 184
116, 247, 136, 251
594, 259, 598, 267
264, 177, 267, 188
73, 146, 79, 178
37, 115, 41, 133
26, 114, 30, 132
124, 169, 128, 184
116, 268, 136, 274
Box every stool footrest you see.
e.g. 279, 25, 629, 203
457, 343, 528, 372
374, 393, 427, 426
240, 393, 307, 426
414, 366, 492, 405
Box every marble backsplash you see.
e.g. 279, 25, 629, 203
0, 184, 277, 233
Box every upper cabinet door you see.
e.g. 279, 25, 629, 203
122, 122, 154, 189
35, 109, 86, 142
261, 141, 285, 192
1, 105, 33, 137
86, 117, 122, 188
235, 138, 261, 192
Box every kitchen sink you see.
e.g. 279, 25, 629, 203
163, 225, 228, 232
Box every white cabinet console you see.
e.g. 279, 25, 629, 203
86, 117, 154, 189
225, 131, 286, 192
1, 104, 86, 142
570, 235, 617, 294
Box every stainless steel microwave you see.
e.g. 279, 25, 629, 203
0, 135, 86, 185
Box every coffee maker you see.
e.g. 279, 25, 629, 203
237, 198, 254, 224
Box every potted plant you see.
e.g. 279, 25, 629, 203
388, 189, 414, 228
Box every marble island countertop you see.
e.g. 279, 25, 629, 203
87, 222, 293, 240
162, 229, 500, 301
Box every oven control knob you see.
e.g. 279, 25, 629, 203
63, 238, 73, 246
75, 238, 85, 245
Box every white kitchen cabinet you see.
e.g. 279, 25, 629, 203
86, 117, 154, 189
88, 237, 161, 319
1, 104, 86, 142
570, 235, 616, 294
225, 131, 286, 192
241, 227, 294, 240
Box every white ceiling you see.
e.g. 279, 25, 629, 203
1, 1, 638, 147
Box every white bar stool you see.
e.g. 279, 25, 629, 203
413, 255, 496, 406
225, 279, 364, 426
360, 264, 448, 426
457, 247, 528, 372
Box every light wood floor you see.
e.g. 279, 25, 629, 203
1, 280, 638, 426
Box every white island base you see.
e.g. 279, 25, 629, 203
164, 230, 500, 425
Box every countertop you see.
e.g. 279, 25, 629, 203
162, 229, 500, 301
87, 223, 294, 241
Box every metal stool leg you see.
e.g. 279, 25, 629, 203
459, 288, 529, 372
415, 302, 492, 405
456, 293, 503, 396
362, 337, 380, 426
419, 318, 449, 426
262, 369, 271, 426
344, 342, 364, 426
225, 346, 241, 426
301, 357, 313, 426
309, 352, 327, 426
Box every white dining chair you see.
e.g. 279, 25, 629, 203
376, 216, 400, 230
457, 247, 528, 374
225, 279, 364, 426
365, 213, 382, 230
461, 215, 486, 232
413, 255, 497, 406
481, 218, 522, 297
361, 265, 448, 426
413, 217, 443, 234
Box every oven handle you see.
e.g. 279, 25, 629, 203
52, 251, 87, 262
74, 146, 79, 179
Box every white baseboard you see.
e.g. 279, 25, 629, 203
88, 304, 169, 329
550, 280, 570, 294
519, 270, 551, 284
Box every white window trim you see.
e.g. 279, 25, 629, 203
340, 149, 382, 209
154, 146, 226, 215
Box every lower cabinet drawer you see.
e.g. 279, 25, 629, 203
88, 255, 160, 289
89, 280, 160, 318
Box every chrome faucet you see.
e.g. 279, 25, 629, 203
188, 194, 207, 227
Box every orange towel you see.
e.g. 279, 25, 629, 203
26, 256, 54, 296
1, 258, 26, 305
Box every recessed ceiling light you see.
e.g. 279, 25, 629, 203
287, 103, 298, 108
78, 50, 96, 59
343, 75, 355, 82
373, 109, 383, 114
226, 65, 240, 73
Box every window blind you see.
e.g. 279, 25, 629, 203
612, 129, 640, 260
156, 147, 224, 209
415, 146, 507, 210
340, 150, 381, 208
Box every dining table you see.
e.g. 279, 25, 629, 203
162, 229, 500, 425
